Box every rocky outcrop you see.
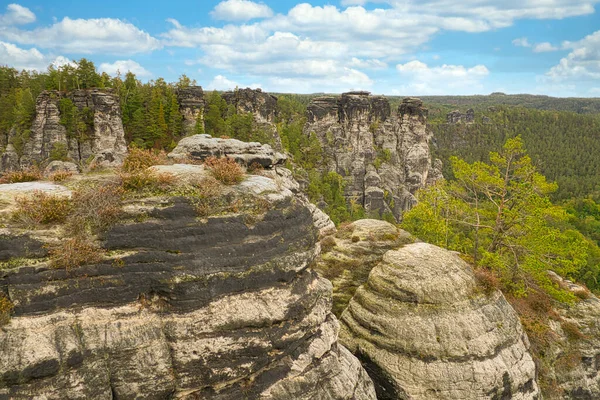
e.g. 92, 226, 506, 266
176, 86, 205, 135
223, 88, 282, 150
3, 89, 127, 171
446, 109, 475, 124
0, 165, 376, 399
168, 134, 286, 168
315, 220, 414, 316
539, 272, 600, 399
305, 92, 442, 221
340, 242, 540, 399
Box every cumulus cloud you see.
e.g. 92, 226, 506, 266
211, 0, 273, 21
205, 75, 262, 90
348, 57, 388, 69
99, 59, 152, 77
547, 30, 600, 80
0, 4, 35, 26
0, 17, 161, 55
0, 40, 45, 70
396, 60, 489, 95
512, 37, 531, 48
533, 42, 559, 53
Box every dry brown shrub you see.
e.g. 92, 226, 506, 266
0, 293, 13, 326
13, 191, 72, 226
248, 162, 264, 174
474, 268, 501, 294
320, 235, 337, 253
204, 156, 245, 185
0, 167, 42, 184
119, 170, 176, 193
49, 237, 103, 270
561, 321, 586, 341
122, 147, 170, 173
48, 171, 74, 182
67, 183, 124, 235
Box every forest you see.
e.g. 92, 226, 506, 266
0, 60, 599, 296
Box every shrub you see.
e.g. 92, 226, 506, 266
0, 167, 42, 184
205, 156, 245, 185
49, 237, 103, 270
121, 147, 169, 173
0, 293, 13, 326
13, 191, 71, 226
561, 321, 586, 341
48, 171, 74, 182
49, 142, 70, 161
474, 268, 501, 294
120, 170, 176, 193
320, 235, 337, 253
67, 183, 124, 235
174, 177, 223, 217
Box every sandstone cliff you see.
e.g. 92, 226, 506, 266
1, 89, 127, 171
305, 92, 441, 221
0, 143, 375, 399
176, 86, 205, 135
222, 88, 282, 150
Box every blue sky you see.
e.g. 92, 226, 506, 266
1, 0, 599, 96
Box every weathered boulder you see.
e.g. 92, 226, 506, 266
0, 166, 376, 399
315, 220, 414, 316
340, 242, 541, 399
15, 89, 127, 170
168, 134, 286, 168
176, 86, 205, 135
44, 161, 80, 175
305, 93, 442, 221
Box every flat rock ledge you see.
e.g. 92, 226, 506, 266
0, 171, 375, 400
340, 242, 541, 400
168, 134, 286, 168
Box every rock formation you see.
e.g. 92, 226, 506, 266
539, 272, 600, 398
305, 92, 442, 221
168, 134, 286, 168
176, 86, 205, 135
222, 88, 282, 150
340, 242, 540, 399
1, 89, 127, 172
315, 219, 414, 316
0, 162, 376, 399
446, 109, 475, 124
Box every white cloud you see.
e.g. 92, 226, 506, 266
0, 17, 161, 55
0, 40, 45, 70
211, 0, 273, 21
205, 75, 262, 90
533, 42, 559, 53
348, 57, 388, 69
99, 60, 152, 77
51, 56, 77, 68
0, 4, 35, 25
396, 60, 489, 95
547, 30, 600, 80
512, 37, 531, 48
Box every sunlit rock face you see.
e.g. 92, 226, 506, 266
340, 242, 541, 400
0, 161, 376, 399
305, 92, 442, 221
0, 89, 127, 172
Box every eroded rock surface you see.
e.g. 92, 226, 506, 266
176, 86, 205, 135
315, 219, 413, 316
2, 90, 127, 172
168, 134, 286, 168
340, 242, 540, 400
305, 93, 442, 221
0, 167, 376, 399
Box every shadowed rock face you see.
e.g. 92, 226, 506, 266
1, 89, 127, 171
0, 169, 376, 399
305, 92, 442, 221
176, 86, 206, 135
340, 242, 541, 400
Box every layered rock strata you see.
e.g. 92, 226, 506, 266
315, 219, 414, 316
305, 92, 441, 221
176, 86, 205, 135
222, 88, 282, 150
0, 164, 376, 399
340, 242, 540, 399
1, 89, 127, 171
